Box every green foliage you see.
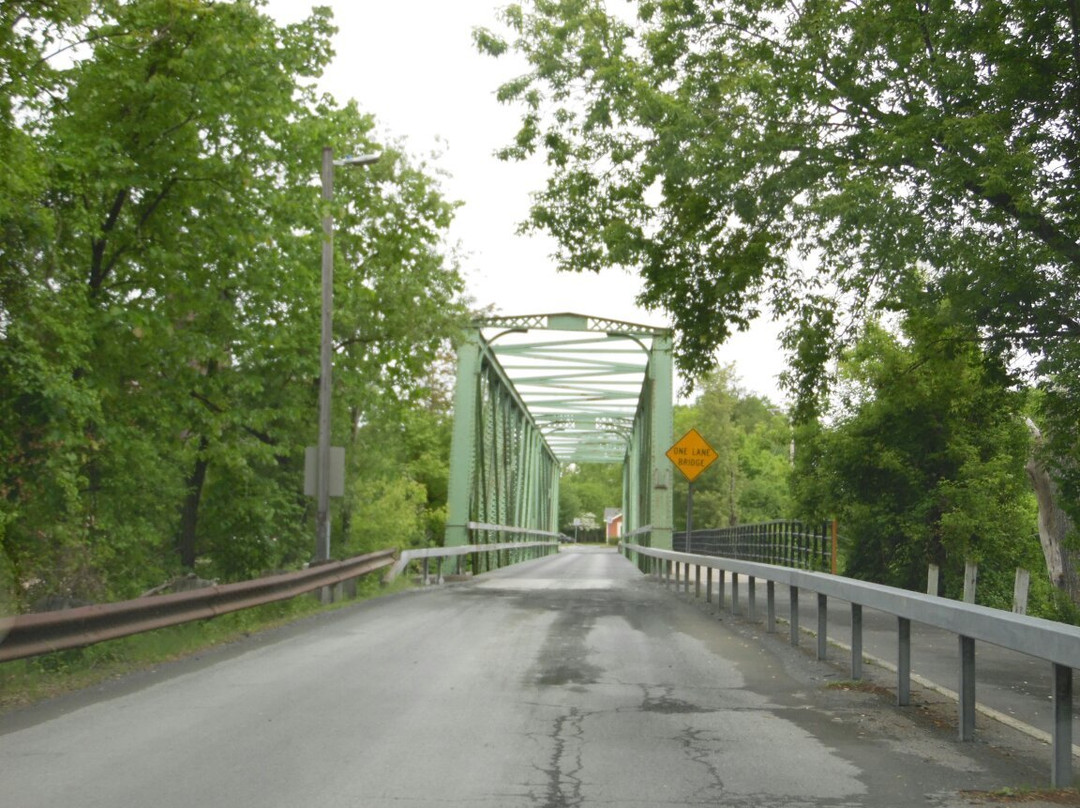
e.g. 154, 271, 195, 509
559, 463, 622, 535
792, 308, 1049, 611
672, 367, 792, 530
0, 1, 466, 605
342, 398, 457, 556
346, 475, 429, 556
480, 0, 1080, 470
480, 0, 1080, 609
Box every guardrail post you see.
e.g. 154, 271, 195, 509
959, 635, 976, 741
963, 561, 978, 604
831, 518, 838, 575
1013, 568, 1030, 615
718, 568, 726, 613
789, 586, 799, 646
706, 567, 713, 605
695, 565, 701, 599
747, 576, 756, 621
731, 573, 740, 616
898, 617, 911, 706
851, 604, 863, 680
1052, 663, 1073, 787
766, 580, 776, 633
817, 593, 828, 661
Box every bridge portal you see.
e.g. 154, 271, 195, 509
443, 313, 673, 566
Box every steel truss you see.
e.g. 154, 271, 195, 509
444, 313, 673, 569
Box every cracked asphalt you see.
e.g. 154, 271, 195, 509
0, 547, 1071, 807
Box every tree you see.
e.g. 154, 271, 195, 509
0, 1, 467, 603
477, 0, 1080, 417
792, 307, 1049, 611
559, 462, 622, 538
672, 366, 791, 530
479, 0, 1080, 605
344, 390, 458, 556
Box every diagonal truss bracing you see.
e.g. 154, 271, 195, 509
444, 313, 673, 563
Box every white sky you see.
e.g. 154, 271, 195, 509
262, 0, 788, 403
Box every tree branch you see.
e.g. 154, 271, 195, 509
189, 390, 279, 448
89, 188, 129, 294
961, 177, 1080, 272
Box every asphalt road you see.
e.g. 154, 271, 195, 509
0, 548, 1070, 807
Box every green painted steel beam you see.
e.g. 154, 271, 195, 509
444, 313, 673, 564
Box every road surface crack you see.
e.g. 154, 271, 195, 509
536, 707, 586, 808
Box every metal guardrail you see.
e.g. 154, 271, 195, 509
466, 521, 565, 540
622, 542, 1080, 788
0, 537, 560, 664
0, 549, 397, 664
386, 541, 560, 583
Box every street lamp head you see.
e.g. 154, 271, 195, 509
334, 152, 381, 167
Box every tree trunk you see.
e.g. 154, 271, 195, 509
177, 438, 210, 569
1025, 419, 1080, 605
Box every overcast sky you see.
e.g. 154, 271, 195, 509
262, 0, 787, 403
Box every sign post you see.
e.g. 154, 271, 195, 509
666, 428, 719, 545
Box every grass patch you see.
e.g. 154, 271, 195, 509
0, 574, 414, 712
824, 679, 894, 699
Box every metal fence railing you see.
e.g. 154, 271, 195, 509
673, 520, 836, 572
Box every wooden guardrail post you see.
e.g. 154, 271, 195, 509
831, 518, 838, 575
1013, 568, 1030, 615
963, 561, 978, 604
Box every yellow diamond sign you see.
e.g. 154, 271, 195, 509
666, 428, 719, 483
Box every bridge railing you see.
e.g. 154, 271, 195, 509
386, 540, 560, 583
622, 541, 1080, 788
674, 520, 836, 572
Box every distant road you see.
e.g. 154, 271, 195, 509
0, 548, 1061, 807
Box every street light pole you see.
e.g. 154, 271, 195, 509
315, 146, 380, 563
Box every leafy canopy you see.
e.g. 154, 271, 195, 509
0, 0, 468, 602
792, 304, 1045, 609
478, 0, 1080, 415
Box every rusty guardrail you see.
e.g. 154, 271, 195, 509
0, 548, 397, 663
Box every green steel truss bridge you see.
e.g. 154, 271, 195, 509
444, 313, 674, 567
